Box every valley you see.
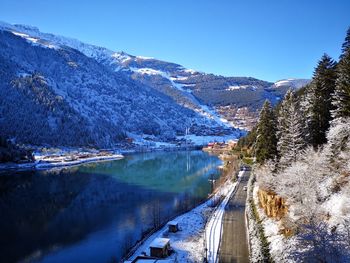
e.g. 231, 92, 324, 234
0, 21, 308, 150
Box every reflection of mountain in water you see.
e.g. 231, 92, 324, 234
0, 151, 221, 263
81, 150, 221, 193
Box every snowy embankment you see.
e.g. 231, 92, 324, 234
205, 170, 243, 262
127, 173, 241, 262
253, 185, 298, 263
246, 173, 297, 263
245, 173, 273, 263
0, 153, 124, 172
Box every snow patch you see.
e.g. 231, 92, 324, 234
11, 31, 59, 49
136, 55, 154, 60
130, 67, 166, 76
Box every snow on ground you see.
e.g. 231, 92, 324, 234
129, 201, 209, 262
129, 66, 235, 129
35, 154, 124, 169
322, 192, 350, 226
273, 79, 310, 89
195, 104, 233, 128
225, 85, 250, 91
130, 67, 166, 76
252, 185, 297, 263
136, 55, 154, 60
128, 173, 241, 262
205, 171, 243, 262
112, 52, 132, 63
184, 68, 197, 74
11, 31, 59, 49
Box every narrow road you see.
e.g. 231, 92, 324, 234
218, 171, 250, 263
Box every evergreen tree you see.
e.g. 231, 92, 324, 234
305, 54, 337, 147
255, 100, 278, 164
340, 27, 350, 59
333, 27, 350, 119
277, 90, 305, 167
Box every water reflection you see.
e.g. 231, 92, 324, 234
0, 151, 221, 263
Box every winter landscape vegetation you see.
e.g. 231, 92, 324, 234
0, 1, 350, 263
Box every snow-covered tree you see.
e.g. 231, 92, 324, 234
325, 118, 350, 164
277, 90, 305, 168
255, 160, 278, 191
305, 54, 337, 148
255, 100, 278, 164
333, 27, 350, 119
275, 148, 327, 218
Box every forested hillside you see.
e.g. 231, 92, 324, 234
0, 21, 307, 148
245, 27, 350, 262
0, 27, 236, 147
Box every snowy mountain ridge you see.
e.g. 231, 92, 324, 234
272, 78, 310, 89
0, 21, 310, 146
0, 21, 229, 126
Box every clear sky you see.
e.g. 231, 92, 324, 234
0, 0, 349, 82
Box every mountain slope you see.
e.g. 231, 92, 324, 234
0, 21, 309, 146
1, 28, 231, 147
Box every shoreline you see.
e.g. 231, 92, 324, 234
35, 154, 124, 169
125, 174, 240, 262
0, 145, 205, 172
0, 133, 238, 172
0, 153, 124, 172
124, 153, 239, 262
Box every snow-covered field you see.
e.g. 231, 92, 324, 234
127, 172, 242, 262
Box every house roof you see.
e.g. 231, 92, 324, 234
167, 220, 178, 226
149, 238, 170, 248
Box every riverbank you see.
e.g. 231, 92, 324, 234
125, 152, 240, 262
126, 175, 239, 262
0, 151, 124, 171
0, 150, 223, 263
0, 132, 241, 172
35, 153, 124, 169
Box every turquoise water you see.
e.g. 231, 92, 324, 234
0, 150, 222, 263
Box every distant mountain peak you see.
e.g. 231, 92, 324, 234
272, 78, 310, 89
13, 24, 40, 33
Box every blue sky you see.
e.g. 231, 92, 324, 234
0, 0, 349, 81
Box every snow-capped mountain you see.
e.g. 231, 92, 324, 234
272, 78, 311, 90
0, 21, 309, 146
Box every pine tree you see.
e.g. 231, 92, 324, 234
333, 27, 350, 119
340, 27, 350, 59
305, 54, 337, 147
277, 90, 305, 167
255, 100, 278, 164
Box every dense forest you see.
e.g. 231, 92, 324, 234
0, 136, 33, 163
241, 27, 350, 262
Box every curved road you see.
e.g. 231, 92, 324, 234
218, 171, 250, 263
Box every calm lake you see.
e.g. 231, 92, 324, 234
0, 150, 222, 263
